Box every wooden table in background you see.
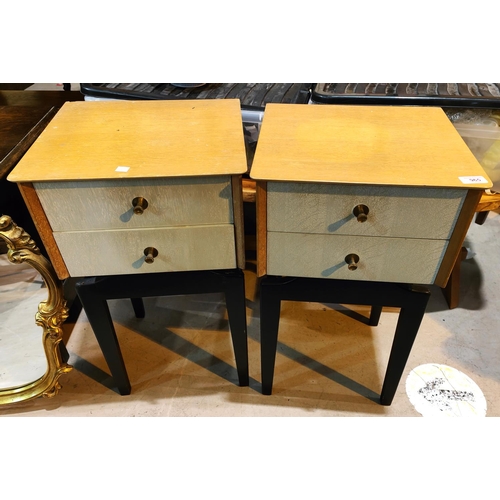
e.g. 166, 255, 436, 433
0, 91, 85, 254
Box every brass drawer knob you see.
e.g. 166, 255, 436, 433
144, 247, 158, 264
353, 204, 369, 222
345, 253, 360, 271
132, 197, 149, 215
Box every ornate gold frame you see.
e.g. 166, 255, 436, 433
0, 215, 72, 405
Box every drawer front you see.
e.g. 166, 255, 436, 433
34, 176, 233, 231
267, 232, 448, 284
267, 182, 465, 239
54, 225, 236, 277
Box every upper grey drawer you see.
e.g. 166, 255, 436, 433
34, 176, 233, 231
267, 182, 466, 239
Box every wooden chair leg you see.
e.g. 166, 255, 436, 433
475, 211, 489, 225
442, 246, 468, 309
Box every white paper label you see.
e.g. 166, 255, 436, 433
115, 166, 130, 172
406, 363, 487, 417
459, 176, 488, 184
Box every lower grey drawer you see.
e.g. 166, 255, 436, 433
54, 225, 236, 277
267, 231, 448, 284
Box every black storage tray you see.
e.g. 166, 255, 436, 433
311, 83, 500, 108
80, 83, 313, 111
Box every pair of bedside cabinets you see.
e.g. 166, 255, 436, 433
8, 99, 491, 405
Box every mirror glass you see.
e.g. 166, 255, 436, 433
0, 253, 48, 389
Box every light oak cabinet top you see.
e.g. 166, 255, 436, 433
8, 99, 247, 279
8, 99, 247, 182
250, 104, 492, 285
251, 104, 491, 189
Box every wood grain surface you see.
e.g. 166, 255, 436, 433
250, 104, 492, 189
477, 191, 500, 212
0, 90, 84, 108
8, 99, 248, 182
0, 107, 57, 179
256, 181, 267, 277
16, 183, 70, 279
434, 189, 483, 287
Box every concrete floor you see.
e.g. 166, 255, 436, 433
1, 207, 499, 417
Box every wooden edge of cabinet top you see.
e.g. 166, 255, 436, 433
8, 99, 248, 182
249, 104, 492, 189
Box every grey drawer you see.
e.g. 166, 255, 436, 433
35, 176, 233, 231
267, 182, 465, 240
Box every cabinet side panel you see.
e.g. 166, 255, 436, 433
256, 181, 267, 277
17, 183, 70, 280
434, 189, 483, 287
231, 175, 245, 269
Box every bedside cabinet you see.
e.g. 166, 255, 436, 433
8, 99, 249, 394
250, 104, 491, 403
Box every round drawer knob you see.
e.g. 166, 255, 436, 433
132, 197, 149, 215
144, 247, 158, 264
352, 204, 369, 222
345, 253, 360, 271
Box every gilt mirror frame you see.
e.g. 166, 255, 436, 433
0, 215, 71, 405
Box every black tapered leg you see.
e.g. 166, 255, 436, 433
59, 341, 70, 363
379, 289, 430, 406
369, 305, 383, 326
260, 278, 283, 395
223, 270, 249, 386
75, 282, 131, 395
130, 297, 146, 318
63, 278, 83, 324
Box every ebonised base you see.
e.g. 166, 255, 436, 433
259, 276, 430, 406
75, 269, 249, 395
